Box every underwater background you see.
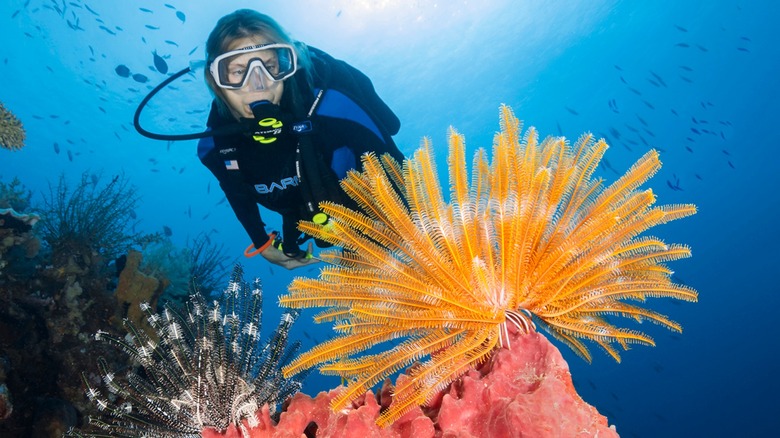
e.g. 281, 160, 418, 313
1, 0, 778, 437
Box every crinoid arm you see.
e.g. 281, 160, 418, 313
279, 105, 697, 427
69, 265, 305, 437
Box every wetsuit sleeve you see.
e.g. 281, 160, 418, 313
198, 137, 271, 250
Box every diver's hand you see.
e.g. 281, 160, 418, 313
260, 241, 318, 270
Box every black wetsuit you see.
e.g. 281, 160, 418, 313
197, 46, 404, 254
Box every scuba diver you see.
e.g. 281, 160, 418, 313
134, 9, 405, 270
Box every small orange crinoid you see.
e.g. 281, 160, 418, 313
279, 105, 697, 426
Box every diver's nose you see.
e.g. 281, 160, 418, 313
246, 65, 269, 91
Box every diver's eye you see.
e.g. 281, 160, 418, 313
229, 67, 246, 80
265, 62, 279, 75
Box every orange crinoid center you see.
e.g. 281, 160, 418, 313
279, 105, 697, 427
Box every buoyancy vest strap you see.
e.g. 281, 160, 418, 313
294, 88, 346, 219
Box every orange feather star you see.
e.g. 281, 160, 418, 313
279, 105, 698, 426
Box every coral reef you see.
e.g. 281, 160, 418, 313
279, 105, 697, 425
140, 232, 232, 307
0, 208, 41, 278
201, 327, 617, 437
0, 177, 32, 212
68, 265, 306, 437
0, 102, 25, 151
188, 231, 233, 297
114, 250, 167, 335
36, 173, 155, 277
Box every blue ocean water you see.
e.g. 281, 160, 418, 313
1, 1, 778, 437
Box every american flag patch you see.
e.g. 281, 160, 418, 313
225, 160, 239, 170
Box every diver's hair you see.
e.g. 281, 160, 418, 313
204, 9, 312, 118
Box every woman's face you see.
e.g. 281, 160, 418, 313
220, 36, 285, 119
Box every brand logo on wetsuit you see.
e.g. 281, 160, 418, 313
254, 175, 299, 194
252, 118, 284, 144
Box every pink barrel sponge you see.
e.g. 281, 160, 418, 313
203, 328, 618, 438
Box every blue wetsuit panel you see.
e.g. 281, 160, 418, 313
316, 89, 385, 143
331, 146, 357, 179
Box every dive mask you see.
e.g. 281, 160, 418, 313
209, 43, 297, 90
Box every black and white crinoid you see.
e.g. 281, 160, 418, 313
68, 265, 305, 437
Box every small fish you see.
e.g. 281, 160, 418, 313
642, 100, 655, 110
628, 87, 642, 96
114, 132, 121, 140
67, 150, 73, 161
164, 39, 179, 47
115, 64, 130, 77
53, 142, 60, 154
152, 50, 168, 74
671, 109, 679, 116
685, 146, 693, 153
90, 174, 99, 187
216, 197, 227, 206
85, 3, 99, 15
564, 106, 579, 116
608, 98, 619, 113
98, 25, 116, 35
164, 4, 176, 9
188, 45, 199, 55
737, 47, 751, 53
175, 10, 185, 23
674, 24, 688, 32
649, 71, 667, 87
187, 205, 191, 218
674, 42, 690, 48
696, 44, 708, 52
11, 9, 20, 18
145, 24, 160, 30
694, 173, 703, 181
722, 149, 731, 156
139, 7, 153, 13
679, 65, 693, 72
727, 160, 735, 169
98, 106, 106, 113
132, 73, 149, 83
207, 181, 211, 194
690, 127, 701, 135
163, 225, 173, 236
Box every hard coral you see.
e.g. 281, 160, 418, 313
0, 208, 41, 277
0, 102, 25, 151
